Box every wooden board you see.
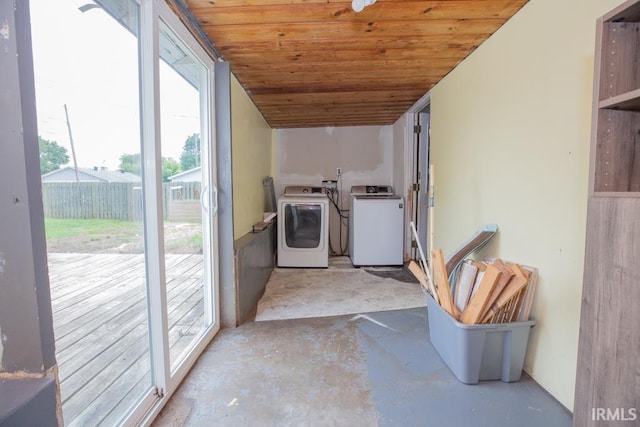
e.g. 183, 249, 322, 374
599, 23, 640, 100
460, 264, 501, 324
182, 0, 528, 128
408, 260, 430, 293
574, 197, 640, 426
594, 109, 640, 192
431, 249, 456, 317
48, 253, 206, 425
508, 286, 527, 322
480, 263, 528, 323
478, 259, 514, 321
445, 226, 497, 275
516, 266, 537, 322
453, 260, 478, 313
468, 260, 487, 298
575, 3, 640, 422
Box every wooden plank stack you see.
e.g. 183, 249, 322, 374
424, 249, 536, 324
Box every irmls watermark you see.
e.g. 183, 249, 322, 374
592, 407, 638, 422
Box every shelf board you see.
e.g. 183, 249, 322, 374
592, 191, 640, 198
599, 88, 640, 111
605, 0, 640, 22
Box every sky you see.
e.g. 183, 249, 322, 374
30, 0, 201, 170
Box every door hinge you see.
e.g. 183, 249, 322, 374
412, 182, 420, 191
154, 386, 165, 398
414, 125, 422, 134
411, 239, 418, 249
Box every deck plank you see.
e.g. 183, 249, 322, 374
51, 255, 146, 310
48, 253, 207, 426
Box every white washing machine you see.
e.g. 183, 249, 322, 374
277, 186, 329, 268
349, 185, 404, 266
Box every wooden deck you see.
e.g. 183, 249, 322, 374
48, 253, 205, 426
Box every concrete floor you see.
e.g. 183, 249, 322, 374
154, 307, 572, 426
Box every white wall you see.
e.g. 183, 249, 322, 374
392, 114, 412, 259
273, 126, 395, 192
392, 115, 408, 203
428, 0, 624, 409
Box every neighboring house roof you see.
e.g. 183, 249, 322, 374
42, 167, 141, 183
168, 166, 201, 182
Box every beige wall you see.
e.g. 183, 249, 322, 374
231, 75, 272, 240
429, 0, 624, 410
273, 126, 394, 252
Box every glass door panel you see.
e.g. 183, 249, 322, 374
158, 20, 212, 372
31, 0, 155, 424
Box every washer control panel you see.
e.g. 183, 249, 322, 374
350, 185, 394, 196
283, 185, 327, 196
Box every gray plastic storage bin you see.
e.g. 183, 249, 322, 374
426, 292, 535, 384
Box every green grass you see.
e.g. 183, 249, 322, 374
44, 218, 141, 240
44, 218, 201, 254
189, 233, 203, 247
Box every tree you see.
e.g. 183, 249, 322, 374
39, 136, 69, 174
180, 133, 201, 171
119, 153, 141, 175
162, 157, 181, 182
119, 153, 181, 182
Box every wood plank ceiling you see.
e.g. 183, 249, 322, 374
184, 0, 529, 128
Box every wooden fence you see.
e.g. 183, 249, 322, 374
166, 183, 201, 222
42, 182, 202, 222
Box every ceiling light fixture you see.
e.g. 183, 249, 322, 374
352, 0, 377, 13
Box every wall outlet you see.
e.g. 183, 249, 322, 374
322, 180, 337, 190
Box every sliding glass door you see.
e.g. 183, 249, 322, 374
158, 18, 216, 374
136, 0, 220, 419
32, 0, 219, 424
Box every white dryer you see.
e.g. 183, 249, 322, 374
349, 185, 404, 266
277, 186, 329, 268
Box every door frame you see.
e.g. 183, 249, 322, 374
415, 110, 430, 258
403, 92, 431, 260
